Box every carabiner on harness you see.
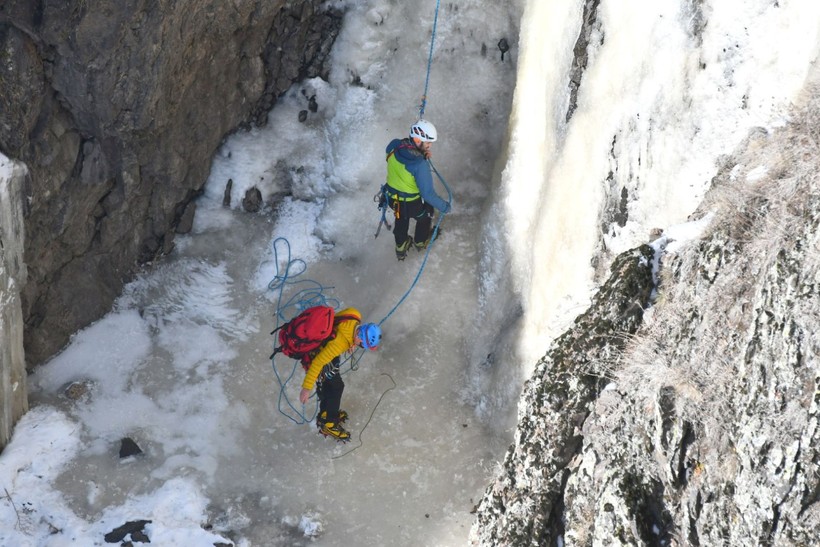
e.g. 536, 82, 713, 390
374, 185, 393, 238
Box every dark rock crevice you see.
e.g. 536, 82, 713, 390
249, 3, 343, 128
565, 0, 601, 123
620, 473, 675, 546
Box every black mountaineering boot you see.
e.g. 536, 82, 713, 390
414, 237, 430, 251
395, 237, 413, 261
415, 226, 443, 251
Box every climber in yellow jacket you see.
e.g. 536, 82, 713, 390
298, 307, 382, 441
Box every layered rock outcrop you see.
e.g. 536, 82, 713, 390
0, 155, 29, 447
471, 89, 820, 545
0, 0, 342, 365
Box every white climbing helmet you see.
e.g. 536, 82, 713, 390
410, 119, 438, 142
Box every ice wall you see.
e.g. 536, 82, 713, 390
0, 153, 28, 448
467, 0, 587, 425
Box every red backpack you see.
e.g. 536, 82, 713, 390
270, 306, 358, 365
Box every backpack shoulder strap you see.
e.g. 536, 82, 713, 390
331, 314, 361, 339
333, 314, 360, 324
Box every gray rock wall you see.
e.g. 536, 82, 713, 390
0, 0, 341, 365
0, 155, 29, 448
470, 243, 657, 545
470, 89, 820, 545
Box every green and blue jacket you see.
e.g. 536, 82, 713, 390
385, 138, 450, 213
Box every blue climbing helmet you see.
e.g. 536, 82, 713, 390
357, 323, 382, 350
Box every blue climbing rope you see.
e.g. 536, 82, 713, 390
267, 237, 364, 424
380, 0, 450, 326
418, 0, 441, 120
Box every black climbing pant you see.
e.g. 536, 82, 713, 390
317, 358, 345, 424
392, 199, 434, 248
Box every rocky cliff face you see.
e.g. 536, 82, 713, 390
0, 0, 342, 365
470, 92, 820, 544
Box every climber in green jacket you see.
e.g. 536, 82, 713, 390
383, 119, 451, 260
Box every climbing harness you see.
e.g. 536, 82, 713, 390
375, 183, 431, 238
373, 186, 392, 238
